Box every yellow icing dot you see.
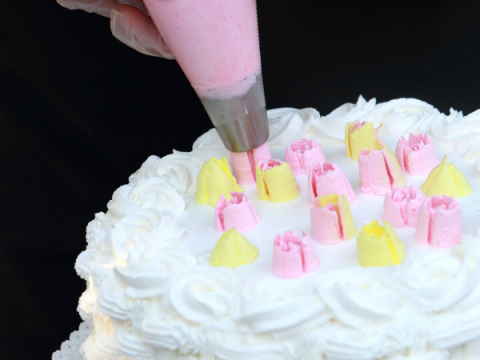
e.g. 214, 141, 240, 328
209, 228, 259, 268
195, 157, 243, 206
256, 162, 299, 203
345, 121, 378, 161
357, 220, 405, 267
421, 155, 472, 198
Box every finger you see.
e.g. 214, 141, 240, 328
57, 0, 118, 17
111, 5, 174, 59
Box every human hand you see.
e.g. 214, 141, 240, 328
57, 0, 174, 59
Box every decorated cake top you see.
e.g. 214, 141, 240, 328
76, 96, 480, 360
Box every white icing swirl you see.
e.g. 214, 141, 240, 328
132, 154, 200, 195
114, 244, 196, 298
364, 98, 438, 136
107, 178, 185, 224
239, 278, 331, 338
387, 250, 480, 313
193, 128, 224, 150
267, 107, 316, 146
110, 208, 184, 262
163, 266, 240, 324
95, 268, 132, 321
142, 315, 207, 354
212, 336, 296, 360
86, 212, 107, 250
116, 323, 157, 360
312, 95, 376, 142
455, 132, 480, 160
316, 268, 403, 328
83, 316, 124, 360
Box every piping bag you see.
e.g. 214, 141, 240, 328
142, 0, 269, 152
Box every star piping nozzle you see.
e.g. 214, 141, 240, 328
310, 194, 357, 245
195, 157, 243, 207
256, 159, 300, 202
357, 220, 406, 268
214, 192, 260, 234
272, 231, 320, 279
359, 142, 406, 196
345, 120, 381, 161
415, 195, 463, 248
285, 138, 326, 175
209, 228, 259, 268
420, 155, 472, 198
308, 162, 356, 206
395, 132, 439, 176
383, 186, 425, 228
230, 141, 271, 185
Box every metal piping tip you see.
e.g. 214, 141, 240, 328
199, 73, 270, 153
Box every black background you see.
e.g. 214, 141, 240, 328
1, 1, 480, 359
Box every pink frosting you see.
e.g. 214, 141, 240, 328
395, 133, 439, 176
311, 203, 342, 245
285, 139, 326, 175
383, 186, 425, 228
415, 195, 463, 248
231, 141, 271, 185
308, 162, 356, 206
258, 158, 282, 171
214, 192, 260, 233
358, 148, 391, 195
272, 231, 319, 279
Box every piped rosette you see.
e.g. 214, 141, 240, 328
415, 195, 463, 248
195, 157, 243, 206
395, 132, 439, 175
209, 228, 259, 268
308, 162, 356, 206
357, 220, 406, 267
421, 155, 472, 198
256, 159, 300, 202
345, 120, 382, 160
383, 186, 425, 228
214, 192, 260, 234
285, 138, 326, 175
230, 141, 271, 185
310, 194, 357, 245
272, 231, 320, 279
359, 141, 406, 196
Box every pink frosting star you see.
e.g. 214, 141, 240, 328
214, 192, 260, 233
285, 138, 326, 175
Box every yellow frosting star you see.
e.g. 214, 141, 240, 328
317, 194, 357, 240
195, 157, 243, 206
209, 228, 259, 268
256, 162, 300, 202
357, 220, 405, 267
345, 121, 378, 160
421, 155, 472, 198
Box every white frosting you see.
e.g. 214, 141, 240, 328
75, 99, 480, 360
312, 95, 376, 142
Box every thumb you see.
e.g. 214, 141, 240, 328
111, 5, 174, 59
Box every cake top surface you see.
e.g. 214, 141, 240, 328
77, 96, 480, 360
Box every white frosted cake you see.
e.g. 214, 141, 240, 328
70, 96, 480, 360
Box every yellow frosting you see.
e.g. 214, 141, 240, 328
256, 162, 300, 202
195, 157, 243, 206
357, 220, 405, 267
345, 121, 378, 160
317, 194, 357, 240
421, 155, 472, 198
209, 228, 259, 268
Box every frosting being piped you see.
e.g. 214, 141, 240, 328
230, 141, 271, 185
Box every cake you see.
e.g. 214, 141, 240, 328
65, 96, 480, 360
